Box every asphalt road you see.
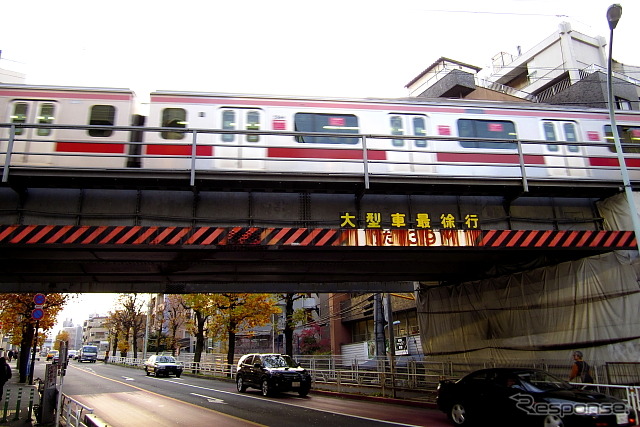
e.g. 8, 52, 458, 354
34, 360, 451, 427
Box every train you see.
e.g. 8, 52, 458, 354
1, 82, 640, 182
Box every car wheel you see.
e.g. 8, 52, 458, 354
261, 379, 271, 397
298, 386, 310, 397
176, 373, 181, 378
237, 376, 247, 393
154, 370, 160, 377
449, 403, 469, 425
542, 415, 564, 427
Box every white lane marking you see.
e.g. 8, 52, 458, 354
160, 379, 421, 427
190, 393, 226, 404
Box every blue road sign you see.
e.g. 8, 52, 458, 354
34, 293, 46, 306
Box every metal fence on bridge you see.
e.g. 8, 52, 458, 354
2, 122, 636, 191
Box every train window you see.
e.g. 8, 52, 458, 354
563, 123, 579, 152
544, 121, 579, 153
457, 119, 517, 149
294, 113, 359, 144
161, 108, 187, 140
10, 102, 28, 136
36, 103, 56, 136
543, 122, 558, 151
222, 110, 235, 142
88, 105, 115, 137
413, 117, 427, 147
390, 116, 404, 147
390, 115, 428, 147
246, 110, 260, 143
605, 125, 640, 153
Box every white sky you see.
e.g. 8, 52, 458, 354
53, 293, 121, 335
4, 0, 640, 331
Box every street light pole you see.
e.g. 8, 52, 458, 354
606, 4, 640, 255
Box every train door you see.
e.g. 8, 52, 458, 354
216, 108, 265, 170
542, 120, 587, 177
387, 114, 434, 173
5, 100, 57, 165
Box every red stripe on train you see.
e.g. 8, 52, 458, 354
437, 152, 545, 164
268, 147, 386, 160
56, 142, 126, 154
146, 145, 213, 156
588, 157, 640, 167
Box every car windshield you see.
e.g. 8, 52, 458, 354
262, 355, 297, 368
157, 356, 176, 363
515, 371, 573, 392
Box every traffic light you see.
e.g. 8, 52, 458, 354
362, 294, 375, 317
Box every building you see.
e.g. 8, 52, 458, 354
82, 314, 109, 351
406, 22, 640, 111
60, 319, 83, 350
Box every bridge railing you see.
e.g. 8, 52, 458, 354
104, 354, 640, 413
1, 122, 634, 190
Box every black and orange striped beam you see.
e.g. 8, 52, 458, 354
0, 225, 635, 249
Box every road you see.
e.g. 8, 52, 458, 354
34, 360, 451, 427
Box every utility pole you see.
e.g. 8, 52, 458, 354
373, 294, 386, 358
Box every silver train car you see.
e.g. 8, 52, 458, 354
2, 83, 640, 183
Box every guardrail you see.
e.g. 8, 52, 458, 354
108, 354, 447, 400
59, 394, 95, 427
106, 354, 640, 412
2, 122, 636, 191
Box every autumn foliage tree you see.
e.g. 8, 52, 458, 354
182, 294, 216, 366
165, 295, 188, 356
0, 293, 68, 383
115, 294, 146, 358
207, 293, 280, 367
105, 309, 128, 358
277, 293, 313, 357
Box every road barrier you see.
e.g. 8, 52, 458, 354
1, 386, 36, 423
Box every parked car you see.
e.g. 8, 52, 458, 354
236, 353, 312, 397
437, 368, 636, 427
144, 355, 183, 378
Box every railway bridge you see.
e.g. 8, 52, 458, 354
0, 154, 635, 293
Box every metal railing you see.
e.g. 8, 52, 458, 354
2, 122, 636, 191
102, 353, 640, 421
59, 395, 95, 427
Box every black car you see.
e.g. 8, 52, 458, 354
236, 353, 312, 397
144, 355, 183, 378
437, 368, 636, 427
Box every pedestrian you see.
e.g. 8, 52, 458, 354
0, 357, 11, 400
6, 350, 13, 363
569, 350, 594, 384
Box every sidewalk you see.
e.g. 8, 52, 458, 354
0, 376, 37, 427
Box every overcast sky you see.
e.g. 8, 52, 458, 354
2, 0, 639, 103
4, 0, 639, 335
